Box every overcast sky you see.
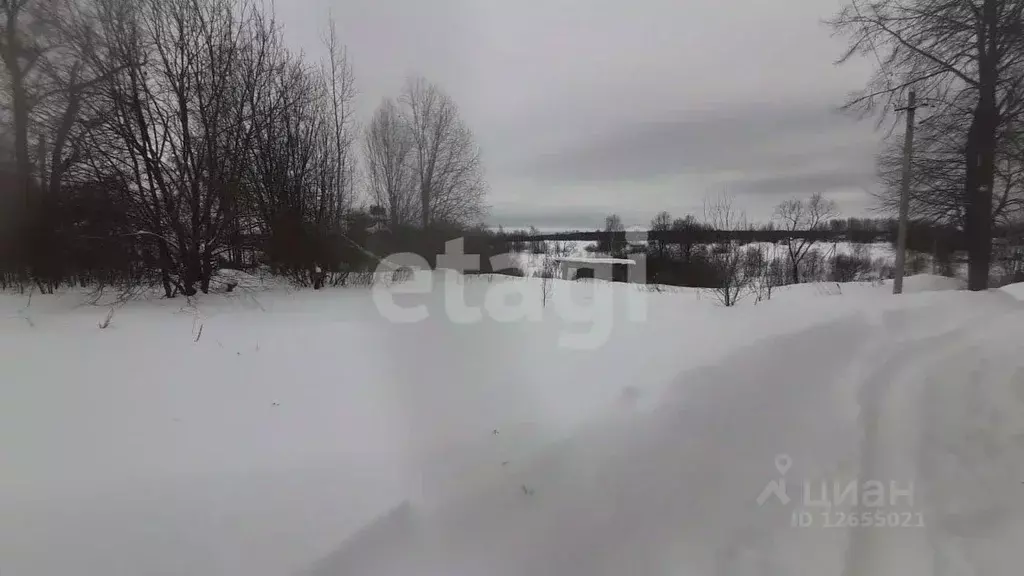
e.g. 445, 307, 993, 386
281, 0, 883, 230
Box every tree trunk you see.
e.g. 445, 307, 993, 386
4, 49, 32, 287
10, 70, 31, 209
964, 121, 995, 292
199, 250, 213, 294
420, 182, 431, 228
965, 4, 999, 292
48, 83, 83, 199
181, 248, 200, 296
159, 243, 175, 298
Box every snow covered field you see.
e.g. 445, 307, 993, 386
2, 272, 1022, 575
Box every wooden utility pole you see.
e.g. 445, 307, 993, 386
893, 90, 918, 295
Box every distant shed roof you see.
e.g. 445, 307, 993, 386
553, 257, 636, 265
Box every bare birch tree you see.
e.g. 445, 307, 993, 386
364, 97, 416, 230
400, 76, 486, 228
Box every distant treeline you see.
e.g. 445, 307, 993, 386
486, 218, 980, 254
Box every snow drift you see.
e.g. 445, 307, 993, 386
1, 274, 1021, 575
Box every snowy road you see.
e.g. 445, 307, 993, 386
311, 291, 1024, 576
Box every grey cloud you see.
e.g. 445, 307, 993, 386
725, 169, 877, 198
489, 207, 657, 232
488, 182, 876, 231
523, 103, 878, 186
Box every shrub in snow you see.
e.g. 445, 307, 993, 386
906, 250, 930, 275
800, 248, 828, 283
992, 243, 1024, 286
539, 255, 562, 306
746, 245, 786, 303
98, 307, 115, 329
830, 253, 873, 283
873, 257, 894, 281
210, 268, 268, 292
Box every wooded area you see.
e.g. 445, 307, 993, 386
0, 0, 487, 296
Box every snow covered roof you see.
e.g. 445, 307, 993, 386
553, 257, 636, 265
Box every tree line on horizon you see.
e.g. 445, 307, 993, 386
490, 191, 982, 305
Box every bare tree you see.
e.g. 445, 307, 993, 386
0, 0, 382, 293
321, 17, 356, 217
875, 101, 1024, 228
604, 213, 624, 231
671, 214, 704, 264
704, 193, 749, 307
0, 0, 110, 287
84, 0, 285, 295
539, 240, 572, 307
830, 0, 1024, 290
244, 24, 353, 286
773, 192, 839, 283
602, 213, 625, 256
651, 211, 672, 230
650, 210, 672, 257
364, 98, 416, 230
0, 0, 47, 206
400, 76, 487, 228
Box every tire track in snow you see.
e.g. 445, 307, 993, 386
842, 298, 1016, 576
917, 308, 1024, 576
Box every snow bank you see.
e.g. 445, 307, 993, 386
914, 306, 1024, 574
899, 273, 965, 293
2, 272, 1021, 575
1, 288, 404, 576
552, 256, 636, 265
1000, 280, 1024, 300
